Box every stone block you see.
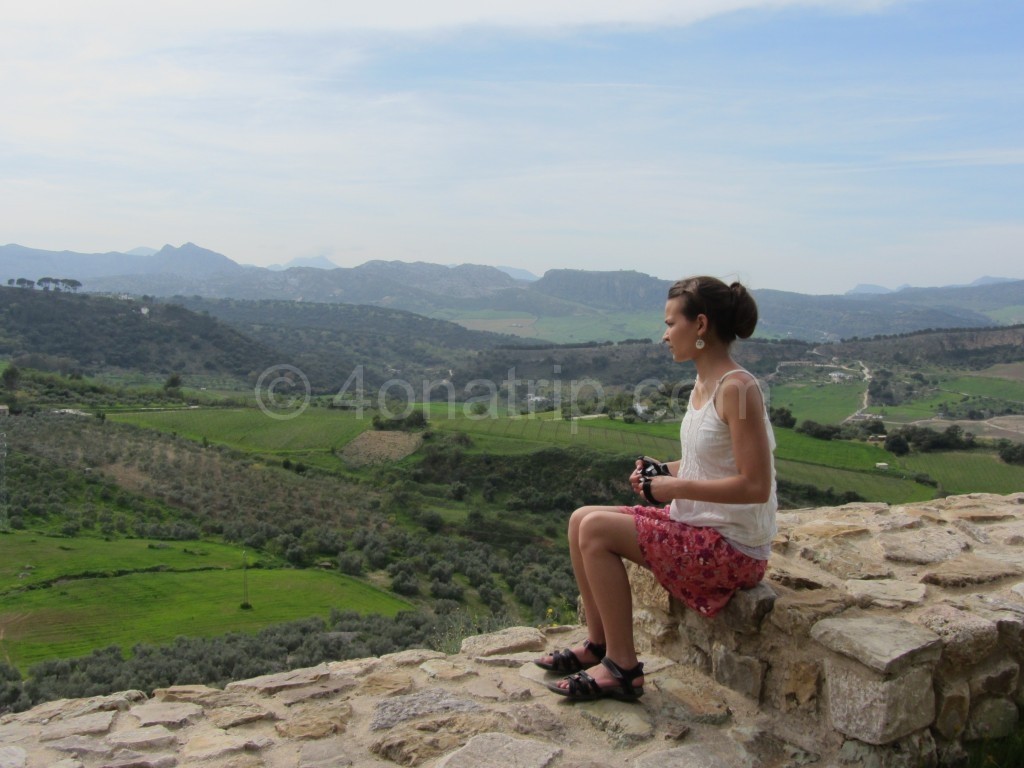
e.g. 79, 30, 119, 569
965, 697, 1020, 741
823, 655, 935, 745
459, 626, 545, 657
768, 588, 850, 637
433, 733, 561, 768
917, 605, 999, 667
933, 676, 970, 740
627, 560, 671, 613
969, 657, 1019, 699
720, 582, 777, 634
712, 642, 765, 700
810, 616, 942, 675
772, 659, 820, 712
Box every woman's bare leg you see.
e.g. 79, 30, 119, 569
553, 508, 648, 690
536, 505, 622, 667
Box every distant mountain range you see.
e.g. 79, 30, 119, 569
2, 242, 1022, 342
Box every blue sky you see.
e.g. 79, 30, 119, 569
2, 0, 1021, 294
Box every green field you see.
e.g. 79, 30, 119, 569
0, 535, 263, 594
901, 452, 1024, 495
0, 540, 409, 671
775, 459, 934, 504
769, 381, 866, 424
110, 407, 370, 455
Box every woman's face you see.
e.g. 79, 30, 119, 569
662, 297, 704, 362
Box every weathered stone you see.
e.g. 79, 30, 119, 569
934, 676, 970, 740
952, 518, 991, 543
880, 527, 969, 564
99, 754, 178, 768
129, 701, 203, 729
276, 677, 358, 706
506, 703, 565, 740
358, 670, 415, 697
45, 736, 114, 758
152, 684, 221, 703
295, 736, 353, 767
381, 648, 446, 666
433, 732, 560, 768
712, 642, 765, 700
181, 729, 273, 761
460, 627, 545, 657
654, 677, 731, 725
472, 652, 541, 668
917, 604, 1000, 666
628, 561, 672, 613
419, 658, 477, 681
822, 656, 935, 745
970, 656, 1019, 698
767, 560, 837, 591
275, 701, 352, 739
720, 582, 777, 634
47, 760, 83, 768
226, 664, 330, 695
39, 711, 118, 742
68, 692, 147, 717
921, 554, 1022, 587
463, 676, 531, 702
105, 724, 177, 750
836, 730, 938, 768
633, 744, 738, 768
206, 703, 277, 728
370, 712, 505, 766
0, 747, 28, 768
578, 699, 655, 745
773, 660, 820, 712
768, 588, 850, 636
965, 697, 1020, 741
844, 578, 927, 609
370, 688, 484, 731
810, 616, 942, 675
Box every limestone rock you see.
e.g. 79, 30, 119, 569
370, 688, 484, 731
965, 696, 1020, 741
433, 733, 560, 768
460, 626, 545, 657
880, 527, 969, 564
810, 616, 942, 675
843, 578, 927, 609
822, 656, 935, 745
129, 700, 203, 728
225, 663, 330, 695
0, 747, 27, 768
920, 554, 1022, 587
917, 604, 1000, 666
105, 724, 177, 750
39, 711, 117, 741
577, 699, 655, 745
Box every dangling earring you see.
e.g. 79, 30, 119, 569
695, 337, 706, 350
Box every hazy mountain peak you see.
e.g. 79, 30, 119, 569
267, 255, 341, 271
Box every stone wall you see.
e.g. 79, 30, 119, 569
629, 492, 1024, 766
2, 493, 1024, 768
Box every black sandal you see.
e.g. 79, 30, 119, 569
547, 656, 645, 701
534, 639, 606, 674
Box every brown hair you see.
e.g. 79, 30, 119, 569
667, 276, 758, 344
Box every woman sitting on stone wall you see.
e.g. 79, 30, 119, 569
535, 275, 778, 701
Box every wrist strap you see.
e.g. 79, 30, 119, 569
641, 477, 663, 505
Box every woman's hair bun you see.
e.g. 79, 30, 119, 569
729, 281, 758, 340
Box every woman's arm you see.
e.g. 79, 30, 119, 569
643, 374, 772, 505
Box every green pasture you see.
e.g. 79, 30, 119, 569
768, 381, 866, 424
773, 429, 892, 470
0, 567, 410, 671
109, 407, 370, 454
900, 452, 1024, 496
531, 311, 663, 344
938, 375, 1024, 402
0, 534, 264, 595
775, 459, 934, 504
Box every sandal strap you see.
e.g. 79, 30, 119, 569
564, 670, 601, 697
582, 639, 607, 660
601, 657, 645, 698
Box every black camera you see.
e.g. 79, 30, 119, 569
637, 456, 670, 478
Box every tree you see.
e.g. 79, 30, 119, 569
2, 365, 20, 391
885, 434, 910, 456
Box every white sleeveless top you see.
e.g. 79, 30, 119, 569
669, 369, 777, 559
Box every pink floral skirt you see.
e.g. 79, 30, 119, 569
627, 504, 767, 617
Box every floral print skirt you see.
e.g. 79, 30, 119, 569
627, 504, 767, 618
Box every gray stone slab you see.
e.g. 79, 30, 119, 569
823, 657, 935, 745
370, 688, 484, 731
433, 733, 560, 768
39, 711, 118, 742
460, 627, 546, 657
810, 616, 941, 675
0, 747, 28, 768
